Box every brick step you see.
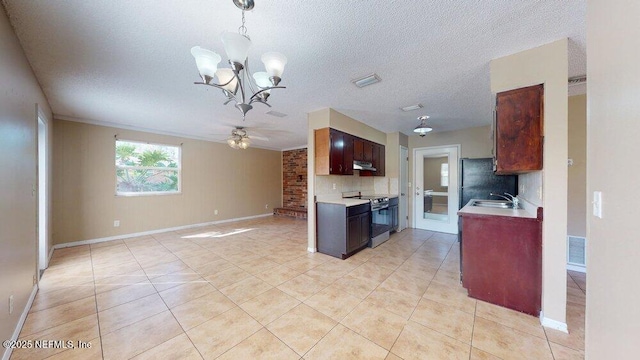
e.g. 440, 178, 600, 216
274, 208, 307, 219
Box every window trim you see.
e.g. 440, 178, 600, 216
115, 139, 182, 197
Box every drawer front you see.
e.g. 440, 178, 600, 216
347, 203, 370, 217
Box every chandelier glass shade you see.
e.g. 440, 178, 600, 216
191, 1, 287, 119
414, 115, 433, 137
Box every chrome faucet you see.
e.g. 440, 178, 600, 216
490, 192, 520, 209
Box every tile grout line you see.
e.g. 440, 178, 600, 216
469, 300, 478, 360
88, 244, 106, 360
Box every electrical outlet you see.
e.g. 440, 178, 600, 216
113, 220, 120, 227
214, 209, 218, 215
9, 295, 14, 315
332, 183, 336, 190
537, 187, 542, 200
33, 275, 37, 285
265, 204, 269, 209
520, 184, 526, 194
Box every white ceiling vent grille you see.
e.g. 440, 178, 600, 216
352, 73, 381, 88
265, 110, 288, 118
401, 104, 424, 112
567, 236, 586, 269
568, 75, 587, 86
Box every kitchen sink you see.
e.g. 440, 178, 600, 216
472, 200, 519, 209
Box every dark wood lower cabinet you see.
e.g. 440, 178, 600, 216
317, 202, 370, 259
460, 211, 542, 316
389, 197, 399, 233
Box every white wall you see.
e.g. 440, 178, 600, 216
586, 0, 640, 357
0, 5, 53, 354
490, 39, 569, 329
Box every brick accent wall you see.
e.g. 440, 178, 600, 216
282, 148, 307, 209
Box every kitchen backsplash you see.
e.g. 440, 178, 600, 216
519, 171, 543, 207
315, 173, 374, 197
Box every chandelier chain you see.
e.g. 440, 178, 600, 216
238, 10, 248, 37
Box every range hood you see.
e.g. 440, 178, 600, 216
353, 160, 376, 171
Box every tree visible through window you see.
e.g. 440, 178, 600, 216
115, 140, 180, 195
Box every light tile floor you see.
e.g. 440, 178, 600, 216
12, 216, 586, 359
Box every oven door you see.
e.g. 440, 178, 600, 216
371, 205, 391, 238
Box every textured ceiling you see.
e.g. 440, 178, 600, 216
2, 0, 586, 150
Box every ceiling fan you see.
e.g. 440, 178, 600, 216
222, 126, 269, 149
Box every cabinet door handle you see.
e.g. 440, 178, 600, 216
339, 164, 342, 172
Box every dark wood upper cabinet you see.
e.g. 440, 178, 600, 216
329, 129, 344, 175
343, 133, 354, 175
315, 128, 353, 175
369, 143, 385, 177
353, 139, 364, 161
374, 144, 385, 177
363, 142, 374, 162
495, 84, 544, 174
314, 127, 384, 177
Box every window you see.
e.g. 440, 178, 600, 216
440, 163, 449, 187
115, 140, 181, 195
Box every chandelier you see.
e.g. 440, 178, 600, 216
414, 115, 433, 137
190, 0, 287, 119
227, 127, 252, 149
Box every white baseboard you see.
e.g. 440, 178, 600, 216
3, 285, 38, 360
307, 247, 317, 253
47, 245, 54, 264
540, 312, 569, 333
53, 213, 274, 250
566, 264, 586, 273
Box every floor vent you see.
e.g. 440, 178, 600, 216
567, 236, 586, 272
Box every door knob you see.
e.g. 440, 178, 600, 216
416, 192, 421, 196
401, 193, 405, 196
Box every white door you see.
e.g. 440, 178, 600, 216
399, 146, 409, 231
414, 145, 459, 234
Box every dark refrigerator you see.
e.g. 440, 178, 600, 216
458, 157, 517, 282
459, 158, 518, 209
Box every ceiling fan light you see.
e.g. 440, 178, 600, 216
239, 138, 250, 149
190, 46, 221, 80
261, 52, 287, 78
216, 68, 239, 93
413, 126, 433, 135
414, 115, 433, 136
221, 31, 252, 64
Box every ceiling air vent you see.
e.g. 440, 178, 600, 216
401, 103, 424, 112
568, 75, 587, 86
265, 110, 288, 118
352, 73, 381, 88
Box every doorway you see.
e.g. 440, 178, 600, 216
399, 146, 409, 231
413, 145, 460, 234
37, 111, 49, 275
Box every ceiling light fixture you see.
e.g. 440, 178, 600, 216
227, 127, 252, 149
190, 0, 287, 120
414, 115, 433, 137
401, 104, 424, 112
352, 73, 381, 88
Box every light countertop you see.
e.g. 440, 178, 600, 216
458, 199, 538, 219
317, 198, 370, 207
